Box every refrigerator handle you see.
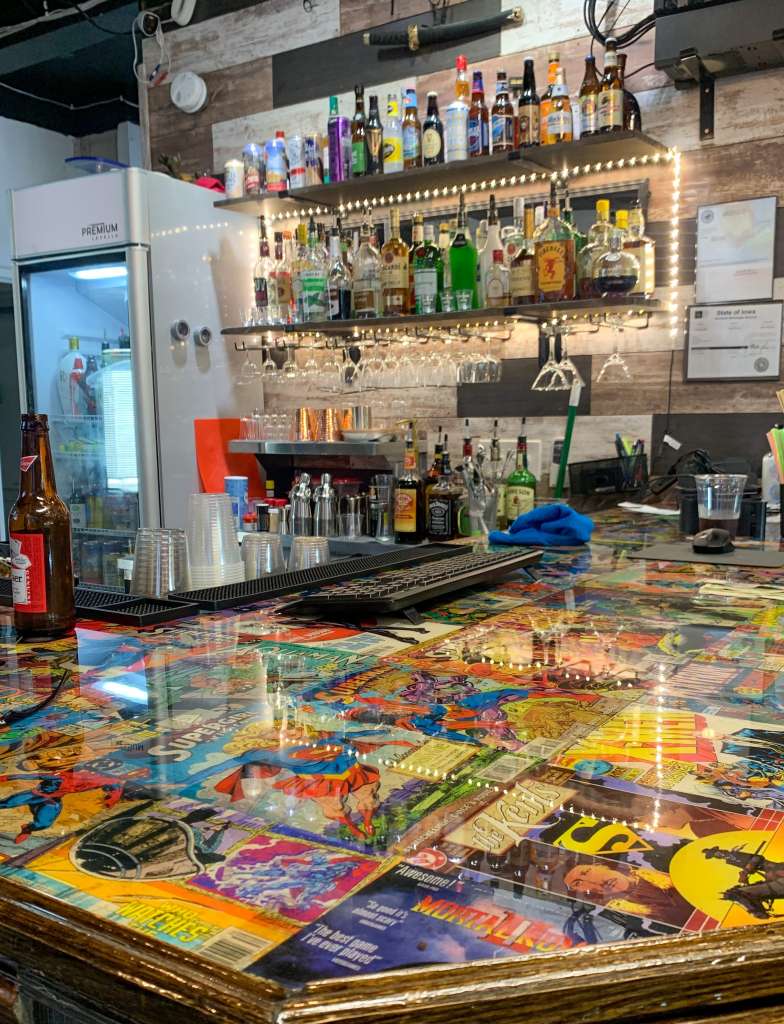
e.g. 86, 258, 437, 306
126, 245, 162, 528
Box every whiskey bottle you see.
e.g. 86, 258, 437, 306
505, 429, 536, 523
624, 201, 656, 295
534, 182, 576, 301
510, 206, 537, 304
395, 421, 425, 543
426, 446, 461, 541
380, 207, 409, 315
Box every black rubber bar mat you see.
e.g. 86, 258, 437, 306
629, 542, 784, 568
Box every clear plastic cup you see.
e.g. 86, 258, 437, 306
694, 474, 747, 539
130, 528, 190, 596
242, 532, 285, 578
288, 536, 330, 571
186, 492, 244, 585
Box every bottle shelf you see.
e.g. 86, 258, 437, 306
212, 132, 668, 216
221, 297, 660, 336
229, 439, 404, 459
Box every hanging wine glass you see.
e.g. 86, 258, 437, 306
532, 331, 569, 391
596, 319, 632, 383
556, 329, 585, 387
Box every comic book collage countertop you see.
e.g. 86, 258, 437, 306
2, 511, 784, 1021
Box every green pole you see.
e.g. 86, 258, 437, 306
554, 380, 582, 499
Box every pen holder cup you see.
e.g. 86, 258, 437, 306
568, 455, 649, 512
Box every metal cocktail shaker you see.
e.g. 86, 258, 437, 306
313, 472, 338, 537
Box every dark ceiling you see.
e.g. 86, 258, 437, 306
0, 0, 140, 136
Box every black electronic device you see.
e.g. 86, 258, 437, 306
692, 528, 735, 554
289, 547, 542, 615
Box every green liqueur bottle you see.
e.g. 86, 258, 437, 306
449, 193, 479, 309
505, 425, 537, 523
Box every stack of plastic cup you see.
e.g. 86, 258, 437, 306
288, 536, 330, 571
242, 532, 285, 578
186, 493, 245, 587
130, 528, 190, 597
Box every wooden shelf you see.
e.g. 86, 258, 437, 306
221, 298, 660, 336
212, 132, 669, 216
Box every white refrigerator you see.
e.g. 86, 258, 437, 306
10, 168, 256, 583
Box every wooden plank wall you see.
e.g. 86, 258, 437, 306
142, 0, 784, 477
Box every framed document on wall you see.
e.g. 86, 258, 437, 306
684, 302, 783, 382
695, 196, 777, 305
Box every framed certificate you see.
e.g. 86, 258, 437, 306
684, 302, 783, 382
695, 196, 777, 304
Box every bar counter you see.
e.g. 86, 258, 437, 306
2, 511, 784, 1024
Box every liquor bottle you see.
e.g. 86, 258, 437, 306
384, 92, 404, 173
10, 413, 75, 637
579, 55, 600, 137
490, 420, 507, 530
539, 52, 561, 145
598, 38, 624, 133
437, 221, 452, 292
505, 428, 536, 523
446, 54, 470, 162
490, 70, 516, 152
617, 54, 642, 130
426, 444, 461, 541
291, 223, 308, 321
595, 229, 640, 294
479, 193, 503, 305
562, 189, 586, 253
380, 208, 409, 315
299, 216, 329, 321
543, 69, 572, 144
534, 182, 576, 301
402, 88, 422, 168
327, 95, 351, 183
367, 94, 384, 174
518, 57, 540, 147
615, 208, 629, 239
328, 228, 352, 319
449, 193, 479, 308
58, 337, 85, 417
468, 70, 490, 157
426, 427, 444, 494
409, 213, 424, 310
351, 84, 369, 177
577, 199, 611, 298
394, 421, 425, 543
352, 217, 382, 317
68, 477, 87, 530
484, 249, 510, 307
624, 201, 656, 295
269, 231, 293, 321
462, 419, 473, 463
412, 222, 443, 314
253, 215, 273, 323
510, 206, 537, 304
422, 91, 444, 165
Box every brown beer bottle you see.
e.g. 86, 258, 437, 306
9, 413, 75, 637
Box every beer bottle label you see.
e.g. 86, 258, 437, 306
598, 88, 623, 129
403, 124, 420, 162
394, 487, 418, 532
10, 532, 48, 613
581, 95, 598, 134
422, 128, 442, 160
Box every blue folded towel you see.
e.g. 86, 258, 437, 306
489, 503, 594, 547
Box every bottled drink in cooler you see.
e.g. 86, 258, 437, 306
58, 336, 86, 417
9, 413, 75, 637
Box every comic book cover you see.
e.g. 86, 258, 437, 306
2, 798, 307, 968
554, 704, 784, 811
657, 658, 784, 722
250, 859, 674, 986
300, 660, 635, 760
436, 774, 784, 932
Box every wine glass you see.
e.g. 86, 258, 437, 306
596, 320, 632, 383
532, 331, 569, 391
556, 330, 585, 387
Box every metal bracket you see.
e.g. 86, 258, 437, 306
679, 53, 714, 141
